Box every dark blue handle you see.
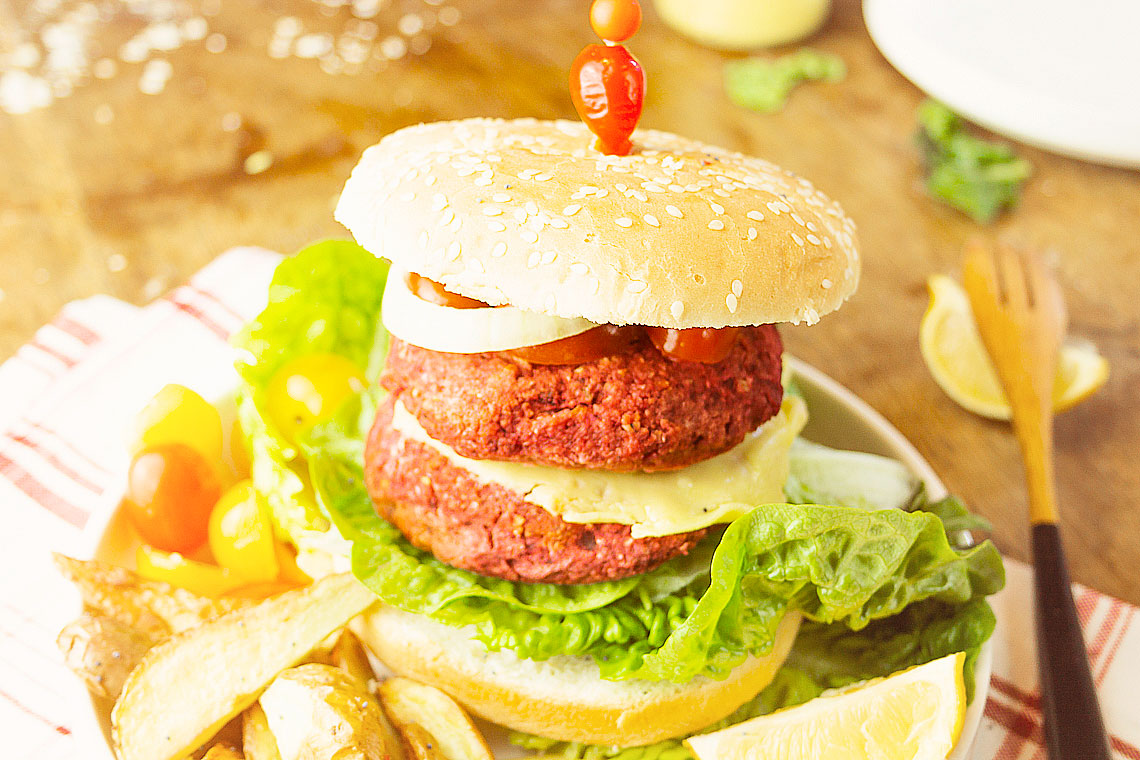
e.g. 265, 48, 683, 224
1032, 523, 1112, 760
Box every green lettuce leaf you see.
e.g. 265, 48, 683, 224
231, 239, 389, 539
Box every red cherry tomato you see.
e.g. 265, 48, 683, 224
645, 327, 741, 364
122, 443, 222, 553
590, 0, 642, 42
570, 43, 645, 155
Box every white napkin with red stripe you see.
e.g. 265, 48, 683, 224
1, 247, 1136, 759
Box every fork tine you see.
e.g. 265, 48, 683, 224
963, 238, 1000, 311
995, 241, 1029, 312
1023, 248, 1070, 336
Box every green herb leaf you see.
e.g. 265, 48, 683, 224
916, 100, 1032, 223
724, 49, 845, 114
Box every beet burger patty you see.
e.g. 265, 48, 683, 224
364, 398, 709, 584
380, 324, 784, 472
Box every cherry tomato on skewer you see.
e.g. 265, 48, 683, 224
590, 0, 642, 43
570, 43, 645, 156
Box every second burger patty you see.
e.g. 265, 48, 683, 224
380, 324, 784, 472
364, 398, 710, 584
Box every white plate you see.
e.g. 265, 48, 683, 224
73, 357, 991, 758
865, 0, 1140, 168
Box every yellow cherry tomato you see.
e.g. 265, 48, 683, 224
208, 480, 279, 583
230, 419, 252, 480
132, 384, 224, 466
266, 354, 366, 445
275, 541, 313, 585
136, 544, 243, 597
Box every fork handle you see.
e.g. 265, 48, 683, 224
1033, 523, 1113, 760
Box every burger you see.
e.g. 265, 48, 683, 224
237, 117, 1000, 752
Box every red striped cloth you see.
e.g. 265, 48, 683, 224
0, 247, 1136, 758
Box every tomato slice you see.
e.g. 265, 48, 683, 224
645, 326, 741, 363
407, 272, 492, 309
507, 324, 642, 365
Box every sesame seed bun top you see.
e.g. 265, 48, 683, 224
335, 118, 859, 327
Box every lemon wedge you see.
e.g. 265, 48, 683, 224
921, 275, 1108, 420
685, 652, 966, 760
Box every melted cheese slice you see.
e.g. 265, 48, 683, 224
391, 394, 808, 538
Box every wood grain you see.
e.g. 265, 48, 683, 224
1, 0, 1138, 603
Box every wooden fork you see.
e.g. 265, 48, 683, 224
963, 240, 1111, 760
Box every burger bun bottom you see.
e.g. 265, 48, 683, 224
351, 604, 801, 747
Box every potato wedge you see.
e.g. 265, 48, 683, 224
260, 663, 403, 760
57, 613, 157, 699
202, 745, 243, 760
54, 553, 248, 637
242, 703, 282, 760
378, 678, 492, 760
112, 573, 376, 760
331, 629, 376, 687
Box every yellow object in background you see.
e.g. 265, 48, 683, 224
921, 275, 1108, 420
266, 354, 367, 446
653, 0, 831, 50
132, 384, 224, 466
135, 545, 243, 598
685, 652, 966, 760
208, 481, 280, 583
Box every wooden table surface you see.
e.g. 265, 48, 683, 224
2, 0, 1138, 604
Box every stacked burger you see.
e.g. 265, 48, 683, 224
332, 117, 866, 745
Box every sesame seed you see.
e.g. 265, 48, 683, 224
726, 293, 739, 313
431, 193, 448, 211
533, 172, 552, 182
570, 262, 590, 275
709, 202, 724, 215
439, 209, 455, 226
473, 174, 492, 187
482, 207, 502, 216
541, 250, 557, 265
665, 205, 683, 218
468, 258, 485, 274
713, 188, 730, 198
766, 201, 783, 215
823, 237, 833, 249
418, 231, 429, 249
791, 232, 805, 246
550, 219, 570, 229
488, 221, 506, 232
747, 210, 764, 222
748, 228, 758, 241
627, 280, 648, 293
708, 220, 725, 230
643, 214, 660, 227
615, 217, 633, 228
791, 213, 805, 226
731, 279, 743, 297
563, 204, 582, 216
513, 209, 528, 223
525, 201, 539, 215
595, 189, 609, 198
492, 193, 511, 203
807, 234, 821, 245
491, 242, 508, 257
668, 184, 684, 193
399, 191, 416, 201
446, 241, 461, 261
670, 301, 685, 320
821, 278, 833, 289
521, 229, 539, 243
644, 183, 665, 192
589, 277, 601, 295
527, 251, 541, 268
